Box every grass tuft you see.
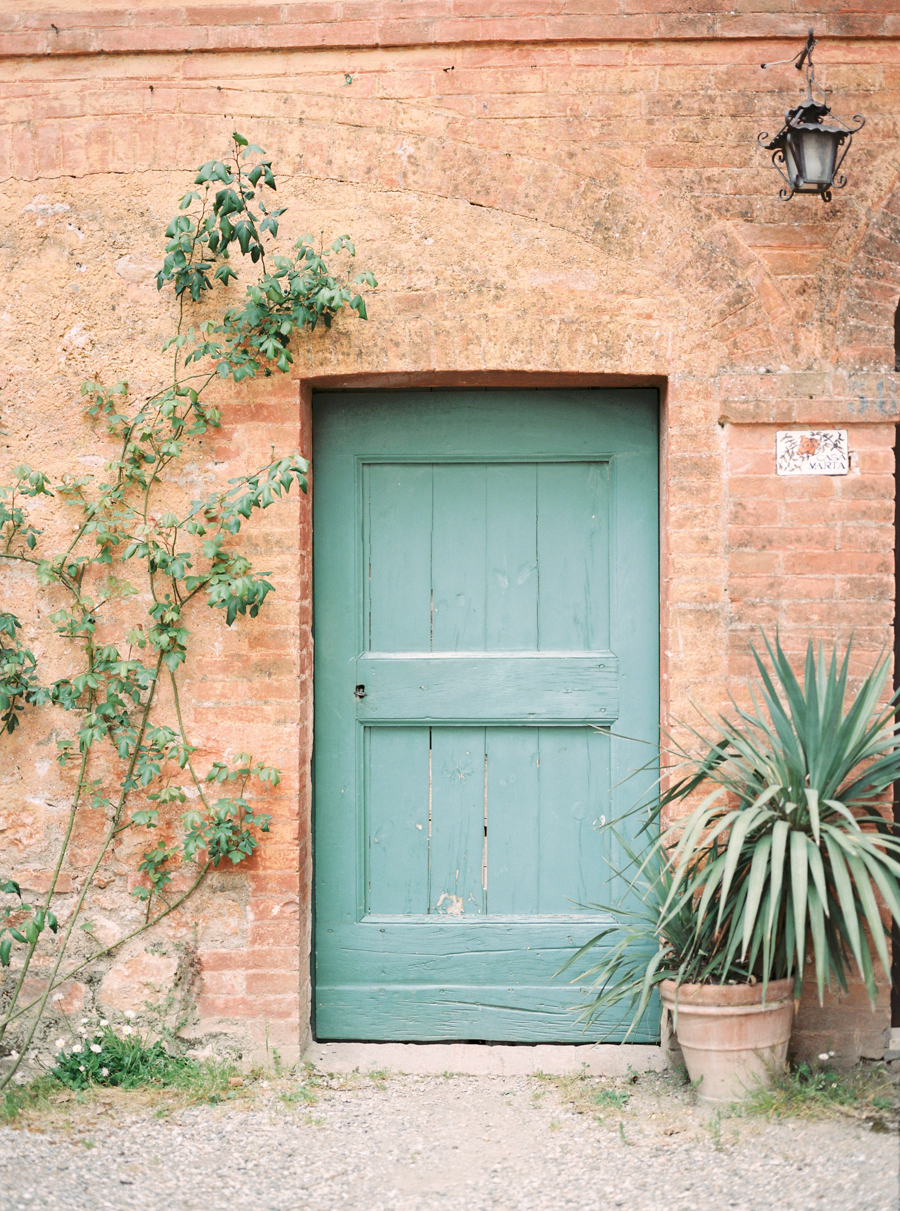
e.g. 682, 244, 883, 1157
591, 1088, 630, 1111
0, 1056, 242, 1126
736, 1061, 899, 1126
1, 1077, 57, 1125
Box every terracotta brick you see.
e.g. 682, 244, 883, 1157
727, 498, 781, 526
248, 923, 298, 949
783, 601, 894, 628
199, 969, 247, 996
726, 474, 779, 500
836, 575, 893, 600
729, 550, 781, 575
841, 524, 893, 551
245, 970, 300, 996
782, 551, 889, 576
197, 994, 299, 1019
202, 947, 300, 972
728, 575, 783, 600
779, 577, 836, 601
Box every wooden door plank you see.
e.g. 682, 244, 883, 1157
536, 728, 611, 914
366, 462, 432, 652
315, 990, 657, 1044
484, 727, 541, 915
356, 653, 618, 722
429, 727, 486, 916
367, 727, 430, 914
318, 919, 613, 988
485, 463, 538, 650
315, 921, 658, 1042
431, 463, 487, 652
536, 462, 610, 651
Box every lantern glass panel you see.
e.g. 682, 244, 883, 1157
782, 134, 802, 188
796, 128, 839, 186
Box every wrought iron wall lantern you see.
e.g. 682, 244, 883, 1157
758, 29, 864, 202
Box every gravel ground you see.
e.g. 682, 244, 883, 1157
0, 1072, 897, 1211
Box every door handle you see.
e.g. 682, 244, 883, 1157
354, 684, 366, 699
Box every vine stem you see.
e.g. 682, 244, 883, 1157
0, 551, 100, 1050
0, 743, 90, 1049
168, 670, 216, 816
0, 654, 163, 1093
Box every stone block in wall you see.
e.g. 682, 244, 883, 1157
98, 953, 180, 1014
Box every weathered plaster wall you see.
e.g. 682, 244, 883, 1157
1, 3, 899, 1066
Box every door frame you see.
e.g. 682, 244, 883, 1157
301, 373, 669, 1043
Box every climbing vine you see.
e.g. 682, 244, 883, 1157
0, 133, 376, 1089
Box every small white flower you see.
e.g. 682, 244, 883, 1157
78, 1065, 85, 1073
124, 1010, 136, 1020
828, 1050, 835, 1057
101, 1067, 109, 1078
53, 992, 64, 1002
55, 1038, 66, 1050
121, 1025, 133, 1036
90, 1043, 102, 1054
818, 1053, 830, 1062
80, 1018, 88, 1026
71, 1044, 82, 1054
99, 1019, 108, 1028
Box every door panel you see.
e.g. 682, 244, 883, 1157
313, 389, 659, 1041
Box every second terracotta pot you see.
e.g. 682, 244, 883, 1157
660, 977, 794, 1104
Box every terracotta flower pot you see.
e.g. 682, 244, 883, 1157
659, 978, 794, 1104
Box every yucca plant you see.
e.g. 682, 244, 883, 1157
655, 634, 900, 1004
571, 634, 900, 1034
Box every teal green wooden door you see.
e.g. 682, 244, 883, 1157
313, 390, 658, 1041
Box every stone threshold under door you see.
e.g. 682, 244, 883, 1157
304, 1041, 666, 1077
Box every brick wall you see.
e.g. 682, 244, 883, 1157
2, 2, 900, 57
1, 2, 898, 1064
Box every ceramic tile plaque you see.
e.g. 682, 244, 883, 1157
776, 429, 849, 476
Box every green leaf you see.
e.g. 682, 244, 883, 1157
823, 830, 864, 976
131, 809, 159, 828
767, 818, 789, 942
741, 833, 771, 959
845, 849, 891, 981
789, 828, 808, 972
804, 787, 821, 846
807, 879, 828, 1003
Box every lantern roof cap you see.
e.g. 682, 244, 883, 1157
763, 101, 859, 151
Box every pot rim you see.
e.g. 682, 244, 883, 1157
659, 977, 795, 1008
